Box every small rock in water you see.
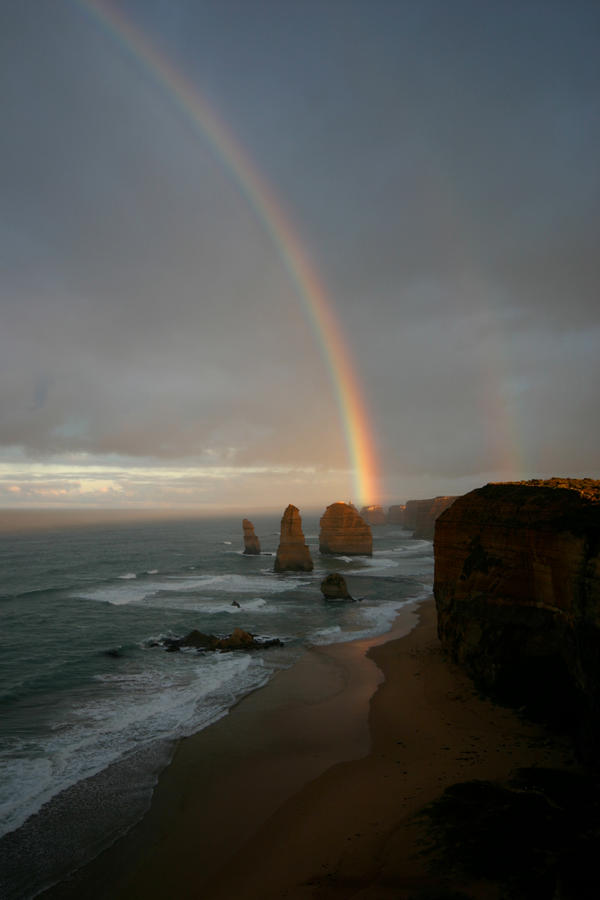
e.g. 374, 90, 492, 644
321, 572, 353, 601
155, 628, 283, 653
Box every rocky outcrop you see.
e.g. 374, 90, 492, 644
321, 573, 353, 601
274, 505, 313, 572
360, 505, 387, 525
242, 518, 261, 555
319, 502, 372, 556
404, 496, 457, 539
414, 496, 456, 539
154, 628, 283, 652
387, 504, 406, 525
434, 478, 600, 760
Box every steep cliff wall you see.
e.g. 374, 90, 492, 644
403, 496, 457, 539
413, 496, 456, 539
319, 502, 372, 556
434, 479, 600, 759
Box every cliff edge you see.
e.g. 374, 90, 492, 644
434, 478, 600, 760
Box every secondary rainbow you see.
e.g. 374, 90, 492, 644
76, 0, 381, 506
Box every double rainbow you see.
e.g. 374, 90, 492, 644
76, 0, 381, 505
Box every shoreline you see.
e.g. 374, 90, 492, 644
41, 600, 421, 899
43, 595, 578, 898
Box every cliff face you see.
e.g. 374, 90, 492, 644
274, 505, 314, 572
359, 505, 387, 525
413, 496, 456, 539
242, 518, 261, 555
387, 504, 406, 525
403, 497, 456, 539
319, 502, 372, 556
434, 479, 600, 759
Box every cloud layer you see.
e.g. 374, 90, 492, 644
2, 0, 599, 508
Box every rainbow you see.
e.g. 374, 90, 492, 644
74, 0, 381, 506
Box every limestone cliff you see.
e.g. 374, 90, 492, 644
434, 478, 600, 759
319, 502, 372, 556
359, 505, 387, 525
413, 496, 456, 539
402, 497, 456, 539
242, 518, 261, 555
387, 504, 406, 525
274, 505, 313, 573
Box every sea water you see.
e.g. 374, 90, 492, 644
0, 513, 433, 897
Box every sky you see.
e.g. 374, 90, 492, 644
1, 0, 599, 513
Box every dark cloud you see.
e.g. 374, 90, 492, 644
1, 0, 599, 506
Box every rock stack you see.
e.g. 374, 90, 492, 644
387, 504, 407, 525
321, 573, 353, 601
359, 504, 387, 525
242, 518, 261, 555
274, 505, 313, 572
319, 502, 372, 556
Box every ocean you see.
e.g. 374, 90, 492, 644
0, 512, 433, 898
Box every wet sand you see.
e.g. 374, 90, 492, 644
45, 598, 577, 899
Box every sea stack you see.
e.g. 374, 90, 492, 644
387, 504, 407, 525
242, 518, 261, 555
359, 504, 387, 525
321, 573, 353, 601
274, 505, 313, 573
319, 502, 372, 556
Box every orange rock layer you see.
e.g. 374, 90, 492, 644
434, 478, 600, 760
319, 502, 372, 556
274, 505, 313, 573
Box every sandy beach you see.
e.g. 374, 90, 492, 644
44, 597, 578, 899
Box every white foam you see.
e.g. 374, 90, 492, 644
75, 573, 309, 607
0, 652, 272, 839
163, 573, 308, 594
146, 569, 159, 574
310, 625, 342, 644
118, 572, 137, 580
345, 556, 400, 576
223, 541, 232, 545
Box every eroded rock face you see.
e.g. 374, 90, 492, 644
434, 479, 600, 760
242, 518, 261, 555
359, 505, 387, 525
321, 573, 353, 601
387, 504, 406, 526
404, 496, 456, 539
319, 502, 372, 556
274, 504, 313, 572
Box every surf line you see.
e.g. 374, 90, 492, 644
75, 0, 380, 506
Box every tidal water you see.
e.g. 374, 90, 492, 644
0, 512, 433, 898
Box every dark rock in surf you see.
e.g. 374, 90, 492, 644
154, 628, 283, 653
321, 573, 353, 601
